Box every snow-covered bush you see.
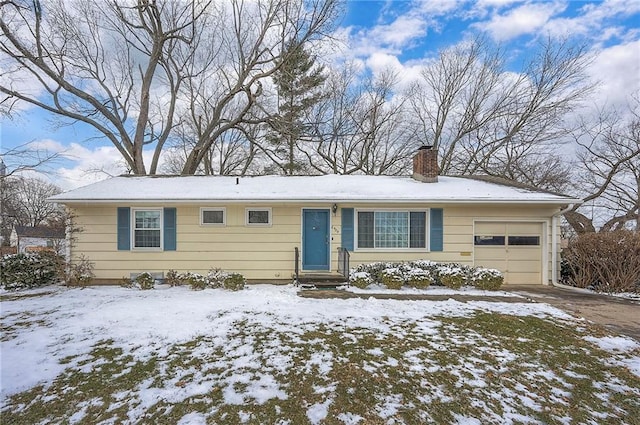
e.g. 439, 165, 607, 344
223, 273, 245, 291
206, 268, 229, 288
349, 260, 505, 291
350, 271, 373, 289
134, 272, 155, 290
470, 268, 504, 290
380, 268, 404, 289
0, 252, 62, 291
181, 269, 246, 291
184, 272, 207, 290
164, 269, 183, 287
406, 268, 432, 289
435, 264, 468, 289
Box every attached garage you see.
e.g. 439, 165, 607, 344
474, 221, 545, 285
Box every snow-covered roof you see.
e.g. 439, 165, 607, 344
49, 174, 581, 205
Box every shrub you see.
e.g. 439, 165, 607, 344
380, 268, 404, 289
563, 231, 640, 293
439, 265, 467, 289
0, 252, 62, 291
223, 273, 246, 291
164, 269, 183, 287
68, 255, 95, 287
119, 277, 134, 288
471, 268, 504, 290
406, 268, 432, 289
184, 273, 207, 290
349, 271, 373, 289
206, 268, 228, 288
134, 272, 155, 290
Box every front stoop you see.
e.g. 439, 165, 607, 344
297, 273, 347, 289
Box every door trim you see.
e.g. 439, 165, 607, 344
301, 208, 331, 271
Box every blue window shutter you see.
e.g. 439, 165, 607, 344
341, 208, 354, 251
430, 208, 443, 252
117, 207, 130, 250
164, 207, 177, 251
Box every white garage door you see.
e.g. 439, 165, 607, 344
474, 222, 543, 285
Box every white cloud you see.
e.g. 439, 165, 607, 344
475, 2, 567, 41
542, 0, 640, 43
587, 39, 640, 108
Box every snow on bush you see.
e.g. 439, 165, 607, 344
178, 269, 246, 291
470, 268, 504, 290
349, 271, 373, 289
223, 273, 246, 291
406, 268, 432, 289
380, 268, 404, 289
0, 252, 63, 291
349, 260, 503, 291
438, 265, 468, 289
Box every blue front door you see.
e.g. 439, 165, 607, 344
302, 209, 330, 271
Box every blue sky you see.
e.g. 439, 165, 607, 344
1, 0, 639, 188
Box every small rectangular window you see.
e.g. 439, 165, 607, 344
474, 236, 505, 246
201, 208, 225, 225
246, 208, 271, 226
508, 236, 540, 246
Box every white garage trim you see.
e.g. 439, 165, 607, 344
472, 219, 549, 285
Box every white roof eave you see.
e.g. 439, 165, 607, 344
51, 197, 583, 205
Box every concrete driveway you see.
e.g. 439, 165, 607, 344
506, 285, 640, 341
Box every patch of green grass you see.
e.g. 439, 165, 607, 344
0, 290, 57, 302
2, 313, 639, 424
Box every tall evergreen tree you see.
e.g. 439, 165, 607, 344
267, 41, 327, 175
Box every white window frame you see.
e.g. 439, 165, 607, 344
245, 207, 272, 227
354, 208, 430, 251
200, 207, 226, 226
131, 208, 163, 251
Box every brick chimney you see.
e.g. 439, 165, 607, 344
412, 145, 438, 183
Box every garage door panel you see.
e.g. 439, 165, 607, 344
507, 223, 541, 234
474, 221, 543, 285
475, 222, 506, 234
508, 272, 540, 285
474, 259, 507, 271
508, 260, 540, 273
506, 249, 541, 261
475, 247, 507, 261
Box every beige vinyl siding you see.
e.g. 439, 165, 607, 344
71, 204, 313, 280
69, 202, 560, 283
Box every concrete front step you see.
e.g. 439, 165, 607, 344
297, 273, 348, 289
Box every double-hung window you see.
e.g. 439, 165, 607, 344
133, 209, 162, 249
357, 210, 427, 249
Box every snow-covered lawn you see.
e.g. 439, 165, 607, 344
2, 285, 639, 424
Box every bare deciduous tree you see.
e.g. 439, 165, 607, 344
0, 141, 60, 178
0, 0, 206, 174
178, 0, 341, 175
565, 99, 640, 233
1, 0, 340, 175
0, 176, 63, 245
408, 36, 594, 188
304, 66, 415, 175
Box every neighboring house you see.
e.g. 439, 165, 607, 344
49, 147, 581, 285
10, 225, 66, 255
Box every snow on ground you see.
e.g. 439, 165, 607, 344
1, 284, 565, 399
2, 284, 639, 424
342, 284, 523, 297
